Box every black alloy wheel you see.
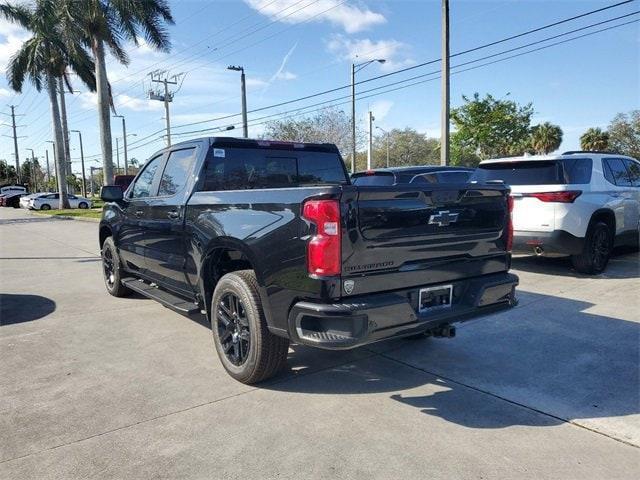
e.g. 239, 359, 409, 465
216, 292, 251, 366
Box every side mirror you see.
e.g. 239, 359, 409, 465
100, 185, 124, 202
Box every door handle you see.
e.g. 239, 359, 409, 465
134, 210, 144, 217
167, 210, 180, 219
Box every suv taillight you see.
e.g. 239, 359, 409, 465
506, 194, 514, 252
524, 191, 582, 203
302, 199, 341, 277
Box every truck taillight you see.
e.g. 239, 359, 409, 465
524, 191, 582, 203
506, 194, 514, 252
303, 199, 341, 277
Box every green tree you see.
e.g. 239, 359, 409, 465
530, 122, 563, 155
79, 0, 174, 186
263, 107, 362, 160
0, 160, 18, 184
450, 93, 534, 163
372, 128, 439, 169
20, 158, 45, 192
608, 110, 640, 159
1, 0, 96, 208
580, 127, 609, 151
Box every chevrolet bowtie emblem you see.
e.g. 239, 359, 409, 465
428, 210, 459, 227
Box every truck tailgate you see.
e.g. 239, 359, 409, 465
340, 184, 511, 296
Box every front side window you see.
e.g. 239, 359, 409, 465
131, 155, 163, 198
603, 158, 632, 187
159, 148, 197, 196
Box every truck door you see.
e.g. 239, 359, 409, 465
144, 144, 200, 295
118, 154, 164, 273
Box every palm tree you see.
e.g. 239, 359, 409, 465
530, 122, 563, 155
78, 0, 174, 185
1, 0, 96, 209
580, 127, 610, 151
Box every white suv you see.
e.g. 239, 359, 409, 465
473, 152, 640, 274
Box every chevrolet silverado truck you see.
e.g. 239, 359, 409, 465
99, 137, 518, 384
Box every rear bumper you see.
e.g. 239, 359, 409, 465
287, 272, 518, 350
513, 230, 585, 256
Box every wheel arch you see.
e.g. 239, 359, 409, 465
589, 208, 616, 234
99, 224, 113, 249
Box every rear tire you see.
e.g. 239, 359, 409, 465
101, 237, 131, 297
40, 203, 51, 211
78, 202, 88, 209
211, 270, 289, 384
571, 221, 613, 274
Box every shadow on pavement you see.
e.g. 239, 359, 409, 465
0, 293, 56, 325
266, 291, 639, 432
512, 247, 639, 279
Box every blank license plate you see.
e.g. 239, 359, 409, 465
419, 284, 453, 313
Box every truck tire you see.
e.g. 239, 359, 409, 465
571, 221, 612, 274
211, 270, 289, 384
101, 237, 131, 297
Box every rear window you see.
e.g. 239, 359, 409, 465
352, 173, 395, 186
200, 147, 348, 191
472, 158, 592, 185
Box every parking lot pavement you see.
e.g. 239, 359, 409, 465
1, 206, 639, 479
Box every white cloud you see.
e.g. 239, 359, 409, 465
0, 88, 11, 98
243, 0, 385, 34
0, 19, 30, 71
327, 35, 414, 71
276, 71, 297, 80
369, 99, 393, 123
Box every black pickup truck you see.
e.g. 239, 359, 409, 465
99, 138, 518, 384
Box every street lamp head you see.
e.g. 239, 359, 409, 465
376, 59, 386, 64
224, 125, 235, 131
227, 65, 243, 72
70, 129, 80, 133
113, 114, 124, 119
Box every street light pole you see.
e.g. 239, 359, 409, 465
440, 0, 450, 166
26, 148, 36, 191
228, 66, 248, 138
367, 111, 375, 170
351, 59, 386, 173
46, 140, 59, 194
113, 115, 129, 175
115, 137, 120, 174
44, 148, 50, 185
70, 130, 86, 197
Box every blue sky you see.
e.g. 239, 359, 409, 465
1, 0, 638, 174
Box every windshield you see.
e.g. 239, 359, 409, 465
472, 158, 592, 185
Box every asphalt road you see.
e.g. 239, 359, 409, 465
1, 207, 639, 479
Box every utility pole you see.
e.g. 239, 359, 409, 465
3, 106, 24, 183
90, 166, 95, 196
46, 140, 60, 194
367, 111, 375, 170
227, 66, 248, 138
440, 0, 450, 166
149, 70, 182, 147
113, 115, 129, 174
26, 148, 36, 191
115, 137, 120, 174
70, 130, 86, 197
45, 149, 51, 186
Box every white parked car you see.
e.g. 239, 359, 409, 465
20, 192, 51, 209
473, 152, 640, 274
30, 193, 92, 211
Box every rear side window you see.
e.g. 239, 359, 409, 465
436, 171, 472, 183
623, 159, 640, 187
131, 155, 162, 198
603, 158, 632, 186
159, 148, 197, 196
200, 147, 348, 191
352, 173, 395, 186
473, 159, 592, 185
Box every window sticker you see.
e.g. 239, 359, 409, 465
214, 148, 225, 158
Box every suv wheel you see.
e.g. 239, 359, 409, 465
211, 270, 289, 384
571, 221, 612, 274
40, 203, 51, 211
78, 202, 88, 209
101, 237, 131, 297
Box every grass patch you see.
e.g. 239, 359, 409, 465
36, 208, 102, 219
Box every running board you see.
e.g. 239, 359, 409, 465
122, 277, 200, 314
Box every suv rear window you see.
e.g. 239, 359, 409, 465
201, 147, 348, 191
472, 158, 592, 185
